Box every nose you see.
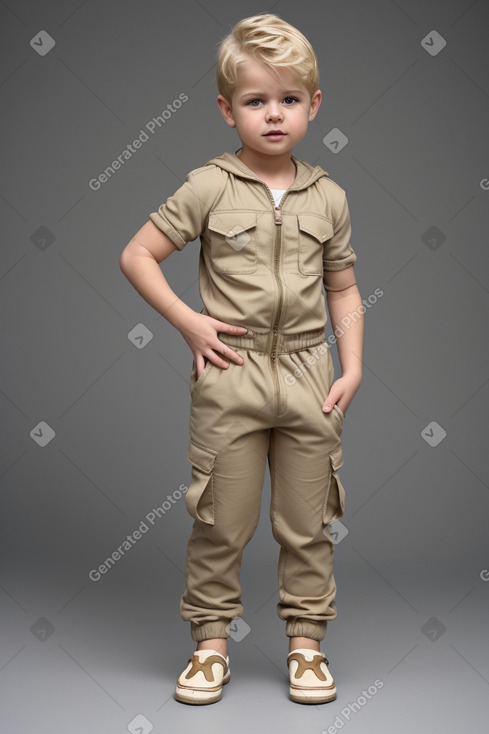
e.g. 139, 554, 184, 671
266, 101, 283, 121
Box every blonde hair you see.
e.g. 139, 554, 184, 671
216, 13, 319, 102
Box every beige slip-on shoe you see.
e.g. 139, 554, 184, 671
287, 648, 337, 704
175, 648, 230, 705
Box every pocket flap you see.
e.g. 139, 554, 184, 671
329, 443, 344, 471
208, 212, 257, 237
298, 214, 334, 243
187, 441, 217, 473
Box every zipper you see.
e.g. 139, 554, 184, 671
264, 186, 289, 414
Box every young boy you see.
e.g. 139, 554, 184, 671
120, 13, 363, 705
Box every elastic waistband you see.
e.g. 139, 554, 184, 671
218, 328, 326, 354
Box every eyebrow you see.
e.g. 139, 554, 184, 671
239, 90, 305, 100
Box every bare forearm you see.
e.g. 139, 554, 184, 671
327, 286, 364, 377
120, 251, 194, 332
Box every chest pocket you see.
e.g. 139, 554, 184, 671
207, 212, 258, 274
297, 214, 334, 276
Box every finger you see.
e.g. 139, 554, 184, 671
322, 396, 335, 412
215, 320, 248, 334
216, 342, 244, 366
201, 343, 244, 371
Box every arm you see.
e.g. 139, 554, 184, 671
323, 265, 364, 416
120, 220, 193, 331
119, 221, 248, 377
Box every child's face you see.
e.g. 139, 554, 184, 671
217, 55, 321, 161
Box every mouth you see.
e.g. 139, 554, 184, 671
264, 130, 286, 139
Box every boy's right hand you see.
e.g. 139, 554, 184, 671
179, 312, 248, 379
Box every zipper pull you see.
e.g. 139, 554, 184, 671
274, 206, 282, 225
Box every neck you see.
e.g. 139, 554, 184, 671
235, 148, 296, 183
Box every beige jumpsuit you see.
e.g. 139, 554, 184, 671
149, 151, 357, 642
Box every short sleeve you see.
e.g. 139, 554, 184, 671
323, 193, 357, 271
149, 171, 206, 251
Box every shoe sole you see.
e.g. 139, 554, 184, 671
289, 684, 337, 704
174, 669, 230, 705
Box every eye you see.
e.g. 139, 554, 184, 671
247, 98, 262, 107
283, 96, 299, 105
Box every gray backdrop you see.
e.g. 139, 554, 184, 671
1, 0, 488, 732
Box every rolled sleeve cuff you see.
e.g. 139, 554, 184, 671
323, 249, 357, 271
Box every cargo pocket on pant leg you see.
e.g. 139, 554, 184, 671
322, 443, 346, 524
185, 441, 218, 526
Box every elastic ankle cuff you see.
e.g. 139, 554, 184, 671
286, 619, 327, 641
191, 620, 231, 642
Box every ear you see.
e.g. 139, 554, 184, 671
217, 94, 236, 128
308, 89, 322, 121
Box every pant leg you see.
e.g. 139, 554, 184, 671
268, 343, 347, 642
180, 429, 269, 641
180, 349, 274, 642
